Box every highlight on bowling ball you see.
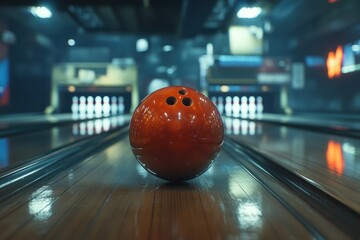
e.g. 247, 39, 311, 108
129, 86, 224, 181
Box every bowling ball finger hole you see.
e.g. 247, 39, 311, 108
182, 97, 193, 107
166, 96, 177, 105
178, 89, 187, 95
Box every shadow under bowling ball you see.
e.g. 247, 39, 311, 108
156, 181, 196, 190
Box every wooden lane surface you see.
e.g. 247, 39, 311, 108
1, 115, 128, 169
224, 117, 360, 213
0, 135, 326, 239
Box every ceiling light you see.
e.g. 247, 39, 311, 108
68, 39, 76, 46
264, 20, 272, 32
30, 6, 52, 19
220, 85, 230, 92
237, 7, 262, 19
136, 39, 148, 52
68, 85, 76, 92
163, 45, 174, 52
351, 44, 360, 52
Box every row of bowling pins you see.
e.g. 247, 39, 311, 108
71, 96, 125, 117
211, 96, 264, 117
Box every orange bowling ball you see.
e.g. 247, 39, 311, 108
129, 86, 224, 181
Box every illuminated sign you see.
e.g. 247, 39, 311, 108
0, 59, 9, 106
0, 138, 8, 168
326, 45, 343, 79
342, 43, 360, 74
327, 40, 360, 76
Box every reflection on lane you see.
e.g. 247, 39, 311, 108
0, 115, 129, 169
28, 186, 54, 221
72, 116, 127, 136
326, 140, 344, 176
325, 140, 357, 177
224, 118, 262, 136
228, 172, 263, 235
238, 201, 262, 230
225, 117, 360, 180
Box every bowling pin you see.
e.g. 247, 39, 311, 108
118, 96, 125, 114
211, 96, 217, 107
71, 96, 79, 115
103, 96, 110, 116
256, 96, 264, 115
111, 96, 118, 115
232, 96, 240, 117
217, 96, 224, 115
249, 96, 256, 118
95, 96, 102, 117
79, 96, 86, 119
87, 96, 94, 118
240, 96, 248, 117
225, 96, 232, 116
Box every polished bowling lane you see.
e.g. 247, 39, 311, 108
0, 115, 129, 170
224, 117, 360, 212
0, 117, 358, 239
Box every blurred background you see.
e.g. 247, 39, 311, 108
0, 0, 359, 116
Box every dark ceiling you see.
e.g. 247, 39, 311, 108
0, 0, 360, 43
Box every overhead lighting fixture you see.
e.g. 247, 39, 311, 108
30, 6, 52, 19
136, 39, 149, 52
68, 85, 76, 93
351, 44, 360, 52
264, 20, 272, 32
68, 39, 76, 46
166, 66, 176, 75
162, 45, 174, 52
220, 85, 230, 93
237, 7, 262, 19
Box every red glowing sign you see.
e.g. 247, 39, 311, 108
326, 45, 343, 79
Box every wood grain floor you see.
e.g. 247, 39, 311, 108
0, 129, 355, 239
224, 117, 360, 213
1, 116, 127, 169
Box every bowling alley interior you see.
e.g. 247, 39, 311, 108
0, 0, 359, 239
